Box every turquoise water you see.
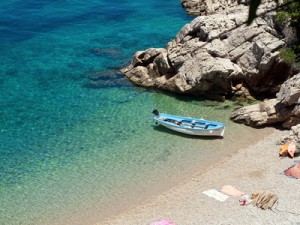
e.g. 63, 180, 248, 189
0, 1, 273, 224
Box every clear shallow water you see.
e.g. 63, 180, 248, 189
0, 1, 273, 225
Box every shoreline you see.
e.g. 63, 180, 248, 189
96, 128, 300, 225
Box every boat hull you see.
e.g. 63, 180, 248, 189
153, 113, 225, 137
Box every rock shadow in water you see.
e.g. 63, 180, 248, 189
83, 69, 132, 89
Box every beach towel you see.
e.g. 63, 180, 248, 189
283, 160, 300, 179
221, 185, 244, 198
150, 219, 177, 225
203, 189, 229, 202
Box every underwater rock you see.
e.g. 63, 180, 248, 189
90, 47, 123, 59
84, 68, 132, 88
86, 69, 121, 81
84, 76, 131, 89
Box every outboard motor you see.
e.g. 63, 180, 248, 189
152, 109, 159, 116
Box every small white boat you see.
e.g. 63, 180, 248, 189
152, 109, 225, 137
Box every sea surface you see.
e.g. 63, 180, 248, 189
0, 1, 273, 225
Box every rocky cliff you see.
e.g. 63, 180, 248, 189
230, 71, 300, 145
180, 0, 240, 16
231, 72, 300, 128
120, 1, 291, 101
120, 1, 300, 136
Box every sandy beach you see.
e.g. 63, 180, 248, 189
96, 129, 300, 225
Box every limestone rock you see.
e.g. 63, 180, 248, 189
153, 51, 172, 75
230, 99, 291, 126
277, 73, 300, 106
231, 73, 300, 128
180, 0, 240, 16
180, 0, 276, 16
278, 124, 300, 148
126, 66, 156, 87
120, 1, 292, 99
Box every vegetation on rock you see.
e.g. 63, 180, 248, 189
280, 47, 297, 64
275, 0, 300, 66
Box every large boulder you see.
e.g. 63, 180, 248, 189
277, 73, 300, 106
276, 73, 300, 127
120, 1, 292, 99
230, 98, 291, 127
230, 73, 300, 128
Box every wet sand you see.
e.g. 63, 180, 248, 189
96, 129, 300, 225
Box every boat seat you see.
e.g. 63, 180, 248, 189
191, 120, 196, 127
204, 124, 209, 129
175, 120, 182, 125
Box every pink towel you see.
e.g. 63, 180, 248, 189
150, 219, 177, 225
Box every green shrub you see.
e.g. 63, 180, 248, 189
276, 11, 290, 25
280, 1, 300, 28
280, 48, 297, 64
